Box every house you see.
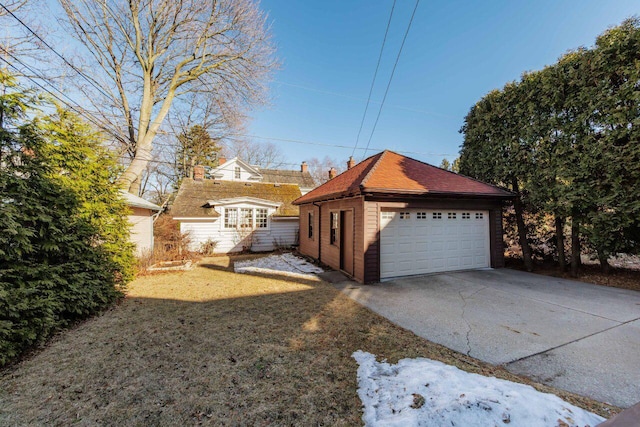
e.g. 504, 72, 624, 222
206, 156, 316, 195
293, 151, 514, 283
120, 190, 162, 255
170, 163, 305, 253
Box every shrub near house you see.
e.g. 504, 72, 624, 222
0, 73, 134, 366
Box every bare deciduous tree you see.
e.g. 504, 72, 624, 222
58, 0, 276, 194
222, 139, 285, 168
305, 156, 346, 184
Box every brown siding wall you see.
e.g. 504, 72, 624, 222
298, 204, 319, 259
363, 201, 380, 283
490, 207, 505, 268
298, 197, 365, 282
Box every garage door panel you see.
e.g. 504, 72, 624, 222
380, 209, 490, 279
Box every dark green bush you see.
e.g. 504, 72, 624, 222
0, 73, 134, 366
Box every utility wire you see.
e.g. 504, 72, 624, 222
361, 0, 420, 160
0, 1, 114, 101
351, 0, 396, 157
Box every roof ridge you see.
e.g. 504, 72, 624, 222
360, 150, 388, 188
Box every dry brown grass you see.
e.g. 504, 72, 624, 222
0, 255, 620, 426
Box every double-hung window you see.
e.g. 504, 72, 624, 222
224, 208, 238, 228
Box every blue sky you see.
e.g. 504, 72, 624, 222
248, 0, 639, 167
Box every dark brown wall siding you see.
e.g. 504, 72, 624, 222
315, 198, 364, 281
490, 208, 505, 268
363, 201, 380, 283
298, 204, 319, 259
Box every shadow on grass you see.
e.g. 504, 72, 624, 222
0, 262, 621, 426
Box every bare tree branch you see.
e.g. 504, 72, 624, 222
58, 0, 276, 194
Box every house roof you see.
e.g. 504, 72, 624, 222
120, 190, 162, 211
259, 168, 316, 188
293, 150, 513, 204
170, 179, 302, 218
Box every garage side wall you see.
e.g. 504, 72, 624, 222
298, 204, 319, 259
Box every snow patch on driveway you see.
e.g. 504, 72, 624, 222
234, 253, 323, 279
353, 350, 604, 427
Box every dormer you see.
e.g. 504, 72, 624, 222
208, 157, 263, 182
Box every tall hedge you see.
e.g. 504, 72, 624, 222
0, 73, 134, 366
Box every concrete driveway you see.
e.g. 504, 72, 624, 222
335, 268, 640, 408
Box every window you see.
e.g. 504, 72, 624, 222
330, 212, 338, 245
234, 166, 241, 179
224, 208, 238, 228
399, 212, 410, 220
462, 212, 471, 219
432, 212, 442, 219
475, 212, 484, 219
256, 209, 268, 228
416, 212, 427, 219
381, 211, 394, 220
225, 208, 268, 229
239, 208, 253, 228
448, 212, 457, 219
308, 212, 314, 238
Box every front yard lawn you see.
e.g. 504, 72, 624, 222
0, 255, 619, 425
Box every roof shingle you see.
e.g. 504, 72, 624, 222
170, 179, 302, 218
294, 151, 512, 204
258, 169, 316, 188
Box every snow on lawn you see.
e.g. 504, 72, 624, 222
353, 351, 604, 427
234, 253, 323, 279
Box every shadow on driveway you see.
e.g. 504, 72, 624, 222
335, 268, 640, 408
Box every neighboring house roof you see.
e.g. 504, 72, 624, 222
294, 150, 513, 205
120, 190, 162, 211
259, 168, 316, 188
170, 178, 302, 218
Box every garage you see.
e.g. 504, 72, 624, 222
380, 209, 490, 279
294, 150, 513, 283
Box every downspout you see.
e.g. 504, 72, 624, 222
313, 201, 322, 261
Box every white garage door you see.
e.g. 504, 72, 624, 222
380, 209, 490, 279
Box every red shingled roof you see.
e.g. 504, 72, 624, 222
293, 151, 512, 204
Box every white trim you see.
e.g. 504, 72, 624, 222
206, 196, 282, 208
173, 217, 219, 221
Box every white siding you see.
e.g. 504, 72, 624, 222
212, 159, 260, 182
128, 207, 155, 255
180, 218, 299, 253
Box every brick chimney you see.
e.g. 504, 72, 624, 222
218, 156, 226, 165
301, 161, 308, 173
347, 156, 356, 170
328, 167, 337, 180
193, 165, 205, 181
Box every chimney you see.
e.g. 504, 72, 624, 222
301, 161, 308, 173
218, 156, 226, 165
347, 156, 356, 170
193, 165, 205, 181
328, 167, 337, 180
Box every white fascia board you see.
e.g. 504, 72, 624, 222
206, 197, 282, 208
172, 217, 219, 221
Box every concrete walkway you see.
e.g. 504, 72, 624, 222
335, 269, 640, 408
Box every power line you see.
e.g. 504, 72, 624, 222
351, 0, 396, 157
0, 1, 114, 102
361, 0, 420, 160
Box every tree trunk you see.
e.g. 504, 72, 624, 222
512, 178, 533, 271
597, 250, 610, 274
570, 214, 581, 277
128, 174, 143, 196
555, 215, 566, 271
